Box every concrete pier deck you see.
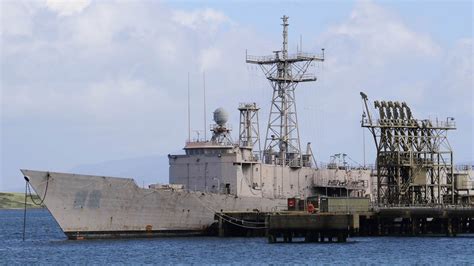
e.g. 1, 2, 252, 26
215, 211, 357, 243
215, 206, 474, 243
359, 206, 474, 237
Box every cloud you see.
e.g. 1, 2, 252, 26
1, 0, 255, 191
438, 38, 473, 115
2, 1, 266, 121
199, 46, 222, 72
0, 1, 35, 36
43, 0, 91, 16
296, 0, 469, 165
172, 8, 230, 32
306, 0, 443, 115
323, 1, 440, 67
3, 77, 177, 122
1, 0, 471, 191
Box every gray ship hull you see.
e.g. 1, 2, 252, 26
21, 169, 287, 239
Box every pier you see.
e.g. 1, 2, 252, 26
266, 212, 357, 243
214, 211, 358, 243
359, 206, 474, 237
215, 205, 474, 243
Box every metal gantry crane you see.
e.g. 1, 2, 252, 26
360, 92, 457, 206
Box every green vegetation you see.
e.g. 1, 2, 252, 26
0, 192, 44, 209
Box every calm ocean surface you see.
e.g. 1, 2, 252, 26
1, 209, 473, 264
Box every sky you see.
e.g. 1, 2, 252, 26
1, 0, 473, 192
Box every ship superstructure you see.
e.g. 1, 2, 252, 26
169, 16, 369, 201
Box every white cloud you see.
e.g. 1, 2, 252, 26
172, 8, 230, 32
325, 0, 440, 66
0, 1, 35, 36
2, 77, 178, 123
1, 1, 247, 159
43, 0, 91, 16
296, 0, 469, 165
1, 0, 472, 191
199, 46, 222, 72
434, 38, 473, 115
83, 78, 177, 121
312, 0, 444, 104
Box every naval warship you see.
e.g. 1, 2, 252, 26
21, 16, 373, 239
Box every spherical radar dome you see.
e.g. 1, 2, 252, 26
213, 107, 228, 126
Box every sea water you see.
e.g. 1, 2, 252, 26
1, 209, 473, 264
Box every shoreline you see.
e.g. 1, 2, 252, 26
0, 192, 45, 209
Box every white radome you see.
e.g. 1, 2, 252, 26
213, 107, 228, 126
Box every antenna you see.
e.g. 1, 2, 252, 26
203, 71, 207, 141
300, 34, 302, 53
193, 130, 201, 142
187, 72, 191, 142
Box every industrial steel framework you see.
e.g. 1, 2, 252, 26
246, 15, 324, 167
238, 103, 261, 158
360, 92, 457, 206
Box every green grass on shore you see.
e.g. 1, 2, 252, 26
0, 192, 45, 209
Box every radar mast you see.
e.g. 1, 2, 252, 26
246, 16, 324, 167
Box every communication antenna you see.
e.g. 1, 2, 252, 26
300, 34, 302, 53
193, 130, 202, 142
203, 72, 207, 141
187, 72, 191, 142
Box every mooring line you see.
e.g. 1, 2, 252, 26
23, 178, 28, 241
191, 193, 267, 227
26, 173, 50, 206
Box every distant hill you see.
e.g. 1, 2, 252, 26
69, 154, 170, 187
0, 192, 44, 209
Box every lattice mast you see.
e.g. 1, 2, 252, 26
238, 103, 261, 157
246, 15, 324, 167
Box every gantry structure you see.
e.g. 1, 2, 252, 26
246, 16, 324, 167
360, 92, 457, 205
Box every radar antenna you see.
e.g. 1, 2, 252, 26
210, 108, 233, 145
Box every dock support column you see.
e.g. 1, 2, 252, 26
377, 217, 382, 236
218, 215, 225, 237
446, 218, 453, 237
305, 231, 318, 243
268, 233, 276, 243
411, 218, 418, 236
283, 231, 292, 243
421, 218, 426, 234
337, 232, 347, 243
